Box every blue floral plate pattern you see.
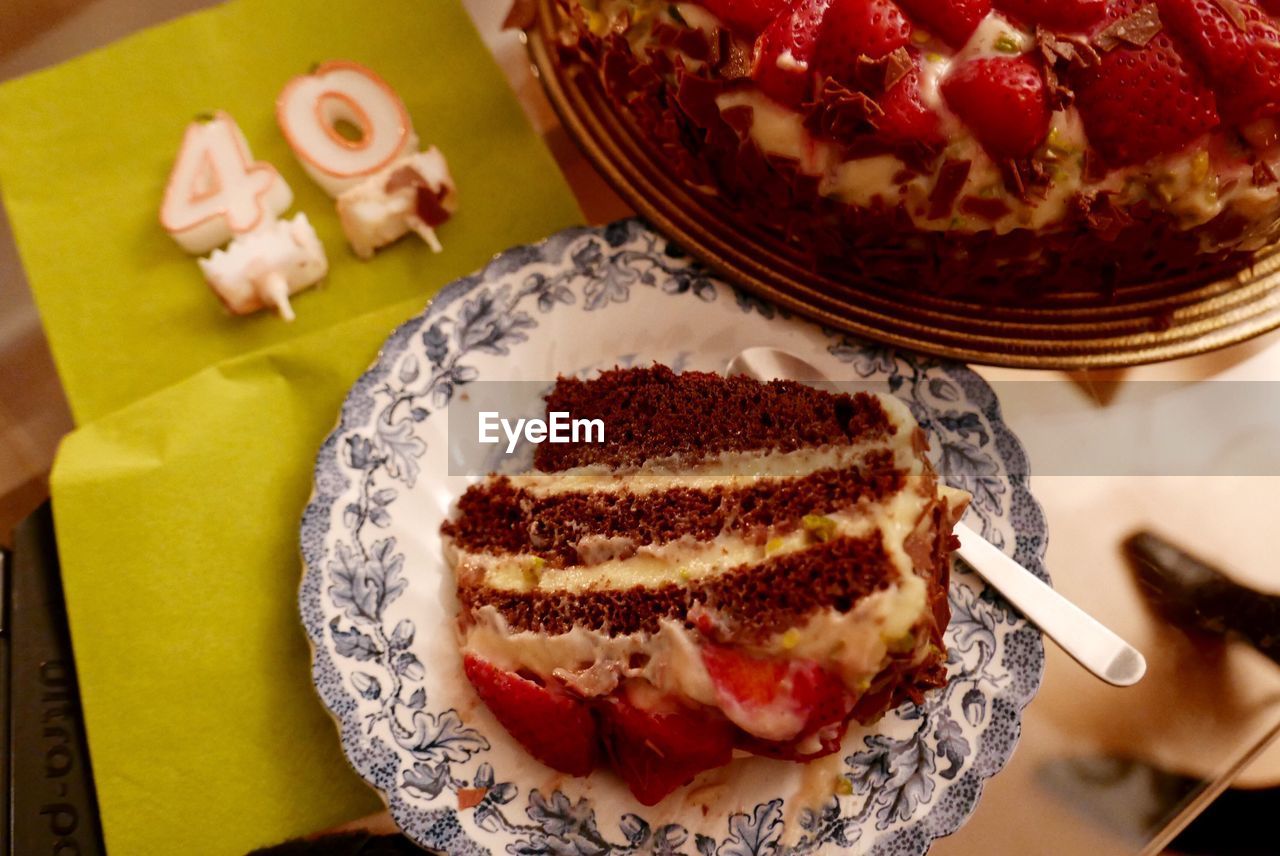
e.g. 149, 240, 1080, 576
300, 219, 1049, 855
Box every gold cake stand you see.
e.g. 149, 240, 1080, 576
527, 2, 1280, 369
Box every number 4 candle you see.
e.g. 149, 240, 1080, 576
160, 111, 293, 254
160, 111, 327, 320
277, 61, 456, 259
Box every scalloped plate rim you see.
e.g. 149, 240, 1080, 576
299, 219, 1050, 855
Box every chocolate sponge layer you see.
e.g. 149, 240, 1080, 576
442, 449, 904, 566
457, 533, 898, 638
533, 365, 894, 472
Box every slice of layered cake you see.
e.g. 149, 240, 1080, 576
443, 365, 967, 805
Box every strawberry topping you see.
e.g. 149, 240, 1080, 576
752, 0, 832, 107
703, 0, 1280, 175
941, 56, 1051, 158
701, 644, 853, 742
465, 649, 859, 805
1157, 0, 1280, 125
597, 691, 734, 806
994, 0, 1107, 32
1071, 1, 1220, 166
697, 0, 793, 38
462, 654, 598, 776
815, 0, 914, 83
896, 0, 992, 48
877, 55, 945, 148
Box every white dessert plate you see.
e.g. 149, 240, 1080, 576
300, 219, 1049, 855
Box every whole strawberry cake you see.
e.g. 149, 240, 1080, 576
444, 366, 966, 805
548, 0, 1280, 298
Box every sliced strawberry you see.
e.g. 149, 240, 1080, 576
697, 0, 795, 38
877, 54, 945, 148
814, 0, 914, 85
1070, 1, 1220, 166
941, 56, 1050, 158
794, 661, 857, 733
598, 691, 734, 806
462, 654, 598, 776
1157, 0, 1280, 125
994, 0, 1106, 31
701, 645, 852, 742
752, 0, 832, 107
702, 644, 790, 707
896, 0, 991, 48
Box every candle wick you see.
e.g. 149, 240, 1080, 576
409, 219, 443, 254
260, 271, 295, 322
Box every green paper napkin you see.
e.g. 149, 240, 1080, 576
0, 0, 582, 852
0, 0, 579, 425
51, 297, 429, 855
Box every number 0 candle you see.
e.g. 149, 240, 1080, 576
276, 61, 418, 198
277, 60, 456, 258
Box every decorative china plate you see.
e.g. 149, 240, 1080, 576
300, 219, 1048, 855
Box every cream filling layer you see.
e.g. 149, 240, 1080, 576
451, 483, 934, 593
458, 567, 929, 741
506, 439, 922, 497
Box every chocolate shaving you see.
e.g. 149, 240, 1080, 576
652, 20, 710, 60
1037, 28, 1098, 110
1253, 159, 1278, 187
854, 47, 914, 93
1036, 57, 1072, 112
502, 0, 537, 31
1212, 0, 1250, 31
959, 196, 1012, 222
1072, 191, 1134, 242
881, 47, 913, 91
899, 139, 947, 174
803, 77, 883, 146
927, 159, 971, 221
1082, 147, 1110, 183
1007, 172, 1029, 205
674, 68, 729, 131
999, 157, 1050, 201
1095, 5, 1163, 52
1038, 29, 1101, 69
645, 45, 675, 76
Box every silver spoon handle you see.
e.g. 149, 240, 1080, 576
955, 522, 1146, 687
